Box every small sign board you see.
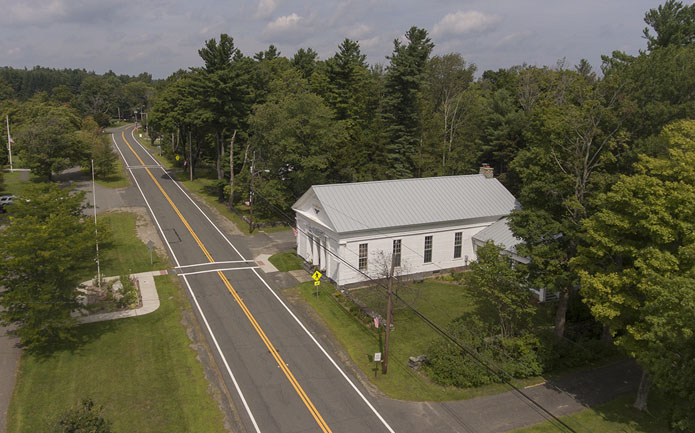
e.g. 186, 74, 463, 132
146, 240, 154, 250
312, 271, 322, 281
314, 281, 320, 286
175, 155, 180, 161
374, 352, 382, 362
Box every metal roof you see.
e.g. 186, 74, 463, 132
472, 217, 523, 254
296, 174, 519, 233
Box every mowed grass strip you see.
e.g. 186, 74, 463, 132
6, 275, 226, 433
290, 279, 540, 401
97, 211, 169, 278
509, 394, 670, 433
95, 152, 130, 189
269, 251, 304, 272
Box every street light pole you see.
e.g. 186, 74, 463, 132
6, 115, 13, 172
92, 159, 101, 288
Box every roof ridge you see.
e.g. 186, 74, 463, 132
312, 174, 485, 189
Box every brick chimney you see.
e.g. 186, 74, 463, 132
479, 163, 494, 179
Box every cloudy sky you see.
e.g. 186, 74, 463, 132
0, 0, 666, 78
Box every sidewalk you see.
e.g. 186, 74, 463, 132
78, 270, 166, 324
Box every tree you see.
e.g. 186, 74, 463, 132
197, 34, 255, 201
80, 117, 117, 179
574, 119, 695, 429
249, 69, 346, 214
14, 105, 86, 181
291, 47, 319, 79
52, 399, 113, 433
458, 242, 534, 338
0, 184, 94, 349
381, 26, 434, 178
509, 67, 625, 338
643, 0, 695, 50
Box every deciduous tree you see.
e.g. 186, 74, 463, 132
574, 119, 695, 429
0, 184, 93, 349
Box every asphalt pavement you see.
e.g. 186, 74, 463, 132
110, 126, 396, 433
107, 125, 642, 433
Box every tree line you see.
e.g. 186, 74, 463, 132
1, 0, 693, 429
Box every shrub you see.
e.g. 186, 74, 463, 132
117, 274, 138, 308
424, 317, 543, 387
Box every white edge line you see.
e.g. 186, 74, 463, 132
129, 129, 248, 261
124, 127, 393, 432
114, 130, 261, 433
176, 260, 252, 269
252, 268, 396, 433
110, 133, 179, 268
183, 274, 262, 433
179, 266, 259, 277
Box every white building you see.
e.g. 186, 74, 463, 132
292, 170, 520, 287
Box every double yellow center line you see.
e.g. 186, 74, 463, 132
121, 130, 332, 433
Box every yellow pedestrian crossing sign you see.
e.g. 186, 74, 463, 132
312, 271, 322, 281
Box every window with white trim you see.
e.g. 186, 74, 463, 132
424, 236, 433, 263
393, 239, 402, 267
359, 243, 368, 271
454, 232, 462, 259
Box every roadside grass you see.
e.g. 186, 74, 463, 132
0, 170, 42, 197
129, 133, 289, 234
6, 275, 227, 433
95, 153, 130, 189
94, 211, 170, 279
269, 251, 304, 271
510, 393, 670, 433
289, 279, 542, 401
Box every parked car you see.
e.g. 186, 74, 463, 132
0, 195, 16, 213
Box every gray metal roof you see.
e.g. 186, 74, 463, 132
296, 174, 519, 233
472, 217, 523, 254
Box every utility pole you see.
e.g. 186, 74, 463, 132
188, 130, 193, 182
228, 130, 237, 209
382, 254, 395, 374
6, 115, 13, 172
248, 153, 255, 234
91, 159, 101, 288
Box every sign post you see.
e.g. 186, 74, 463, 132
312, 271, 322, 298
373, 352, 382, 378
147, 240, 154, 265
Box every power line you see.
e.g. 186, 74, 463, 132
250, 188, 578, 433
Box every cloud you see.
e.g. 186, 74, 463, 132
255, 0, 277, 20
432, 10, 500, 38
1, 0, 123, 26
496, 31, 534, 48
262, 13, 311, 44
347, 24, 371, 40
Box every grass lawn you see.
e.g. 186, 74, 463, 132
0, 170, 42, 197
95, 153, 130, 189
269, 251, 304, 271
6, 275, 227, 433
289, 279, 541, 401
510, 394, 670, 433
96, 212, 170, 278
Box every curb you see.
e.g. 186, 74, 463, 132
77, 270, 168, 324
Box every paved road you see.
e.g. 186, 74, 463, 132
110, 126, 395, 433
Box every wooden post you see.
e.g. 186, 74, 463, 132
188, 129, 193, 182
382, 255, 395, 374
228, 130, 237, 208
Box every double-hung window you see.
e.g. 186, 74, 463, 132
392, 239, 402, 267
424, 236, 433, 263
358, 243, 368, 271
454, 232, 462, 259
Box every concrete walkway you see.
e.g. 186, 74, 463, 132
78, 270, 166, 324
